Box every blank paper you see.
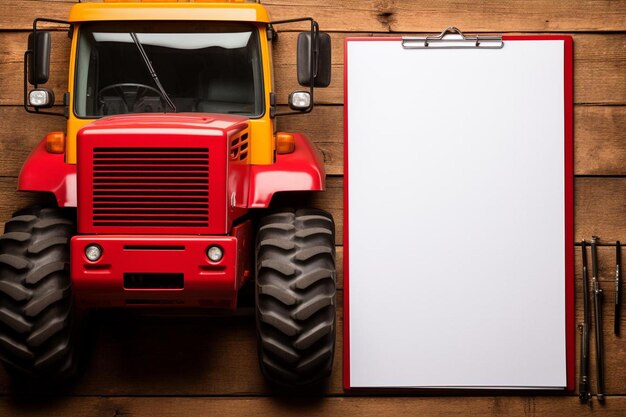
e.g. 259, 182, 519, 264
346, 39, 568, 388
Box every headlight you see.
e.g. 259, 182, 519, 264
28, 89, 55, 108
85, 244, 103, 262
207, 245, 224, 262
288, 91, 311, 110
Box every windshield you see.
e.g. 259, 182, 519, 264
74, 22, 264, 118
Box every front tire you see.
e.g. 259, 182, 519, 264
0, 207, 79, 382
255, 209, 336, 386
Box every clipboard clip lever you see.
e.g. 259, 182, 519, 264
402, 27, 504, 49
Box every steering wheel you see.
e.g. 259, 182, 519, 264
98, 83, 167, 112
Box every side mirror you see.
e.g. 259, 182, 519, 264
297, 31, 331, 88
27, 31, 51, 85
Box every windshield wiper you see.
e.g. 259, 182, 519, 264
130, 32, 176, 112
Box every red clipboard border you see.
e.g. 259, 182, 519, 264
343, 35, 575, 391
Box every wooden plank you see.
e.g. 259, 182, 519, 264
2, 32, 625, 105
0, 178, 52, 224
575, 178, 626, 243
3, 396, 626, 417
265, 0, 626, 33
2, 396, 626, 417
0, 105, 624, 178
574, 34, 626, 105
0, 107, 66, 178
2, 0, 626, 32
1, 177, 625, 247
575, 106, 626, 176
0, 289, 625, 396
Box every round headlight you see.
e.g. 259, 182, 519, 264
85, 244, 103, 262
207, 245, 224, 262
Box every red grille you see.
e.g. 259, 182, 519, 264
91, 147, 210, 228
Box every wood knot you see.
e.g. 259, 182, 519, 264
376, 11, 395, 27
374, 0, 396, 29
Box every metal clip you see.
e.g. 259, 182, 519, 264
402, 26, 504, 49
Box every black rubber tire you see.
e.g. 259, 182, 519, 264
255, 208, 336, 386
0, 207, 79, 382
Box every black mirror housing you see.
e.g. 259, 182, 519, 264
297, 31, 331, 88
27, 31, 51, 85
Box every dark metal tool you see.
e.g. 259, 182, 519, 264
591, 236, 605, 403
578, 240, 591, 403
616, 240, 622, 336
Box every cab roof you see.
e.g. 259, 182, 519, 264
68, 2, 270, 24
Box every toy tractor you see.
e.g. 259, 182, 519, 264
0, 0, 335, 387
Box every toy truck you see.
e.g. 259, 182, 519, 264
0, 0, 335, 387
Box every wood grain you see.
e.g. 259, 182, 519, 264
575, 178, 626, 243
2, 32, 625, 105
2, 0, 626, 32
0, 107, 66, 177
0, 289, 624, 397
264, 0, 626, 33
574, 106, 626, 176
2, 396, 626, 417
0, 105, 624, 178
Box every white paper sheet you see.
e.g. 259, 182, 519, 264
346, 39, 566, 388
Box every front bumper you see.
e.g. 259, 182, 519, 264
70, 222, 252, 309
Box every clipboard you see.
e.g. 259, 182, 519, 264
343, 28, 574, 390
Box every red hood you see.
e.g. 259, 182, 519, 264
76, 112, 249, 236
80, 113, 248, 134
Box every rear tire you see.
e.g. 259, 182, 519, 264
255, 208, 336, 386
0, 207, 79, 382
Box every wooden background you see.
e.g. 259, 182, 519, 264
0, 0, 625, 415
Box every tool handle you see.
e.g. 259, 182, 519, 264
579, 241, 592, 402
591, 237, 599, 280
582, 265, 590, 320
594, 286, 605, 402
578, 323, 591, 402
582, 242, 590, 321
616, 241, 622, 336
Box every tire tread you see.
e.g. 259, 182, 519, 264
256, 208, 336, 386
0, 207, 78, 382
